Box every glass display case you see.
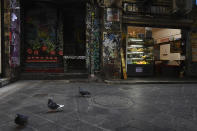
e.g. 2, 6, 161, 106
126, 38, 154, 76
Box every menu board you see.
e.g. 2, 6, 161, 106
160, 44, 170, 60
191, 33, 197, 62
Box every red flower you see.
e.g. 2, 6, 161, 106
34, 50, 39, 55
27, 49, 33, 54
42, 46, 47, 52
50, 51, 56, 55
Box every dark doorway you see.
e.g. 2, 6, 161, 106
22, 0, 87, 73
62, 3, 86, 72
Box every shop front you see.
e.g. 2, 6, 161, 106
125, 26, 186, 78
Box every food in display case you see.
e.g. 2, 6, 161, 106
126, 37, 154, 76
127, 38, 154, 65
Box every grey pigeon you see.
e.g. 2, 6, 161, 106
14, 114, 28, 126
48, 99, 64, 111
79, 87, 91, 97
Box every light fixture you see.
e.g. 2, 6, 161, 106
130, 38, 143, 42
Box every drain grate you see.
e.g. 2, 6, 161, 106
90, 95, 134, 109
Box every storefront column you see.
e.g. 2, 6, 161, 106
102, 0, 122, 79
3, 0, 11, 78
2, 0, 20, 79
86, 2, 101, 77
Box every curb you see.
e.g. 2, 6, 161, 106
104, 80, 197, 84
0, 78, 11, 88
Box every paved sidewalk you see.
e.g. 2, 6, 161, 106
105, 77, 197, 84
0, 80, 197, 131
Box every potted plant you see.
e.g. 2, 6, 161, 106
27, 48, 33, 55
32, 39, 41, 55
34, 50, 39, 55
41, 45, 47, 52
50, 50, 56, 55
46, 40, 56, 55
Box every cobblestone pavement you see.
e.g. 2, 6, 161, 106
0, 80, 197, 131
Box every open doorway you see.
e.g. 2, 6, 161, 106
62, 3, 86, 73
126, 26, 185, 78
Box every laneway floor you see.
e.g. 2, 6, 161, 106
0, 80, 197, 131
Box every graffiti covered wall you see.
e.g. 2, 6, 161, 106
86, 3, 101, 74
102, 7, 121, 79
10, 0, 20, 67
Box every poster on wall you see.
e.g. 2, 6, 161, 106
107, 8, 120, 22
191, 32, 197, 62
103, 32, 120, 64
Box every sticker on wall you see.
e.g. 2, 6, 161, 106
107, 8, 120, 22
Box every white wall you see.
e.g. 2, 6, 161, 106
152, 28, 181, 44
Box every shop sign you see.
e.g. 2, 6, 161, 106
160, 38, 169, 43
107, 8, 120, 22
136, 67, 143, 73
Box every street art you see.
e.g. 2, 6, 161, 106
104, 8, 120, 31
86, 3, 101, 73
24, 5, 62, 64
102, 31, 121, 78
103, 32, 120, 64
10, 0, 20, 67
86, 3, 92, 70
92, 9, 100, 72
102, 7, 122, 78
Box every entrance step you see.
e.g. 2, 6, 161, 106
19, 72, 88, 80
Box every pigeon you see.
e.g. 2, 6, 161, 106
47, 99, 64, 111
79, 87, 91, 97
14, 114, 28, 126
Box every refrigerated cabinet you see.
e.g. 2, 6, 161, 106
126, 38, 154, 76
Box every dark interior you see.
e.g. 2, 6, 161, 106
22, 0, 87, 72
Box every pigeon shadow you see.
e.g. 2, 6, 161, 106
78, 95, 91, 98
15, 125, 27, 130
46, 110, 63, 114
